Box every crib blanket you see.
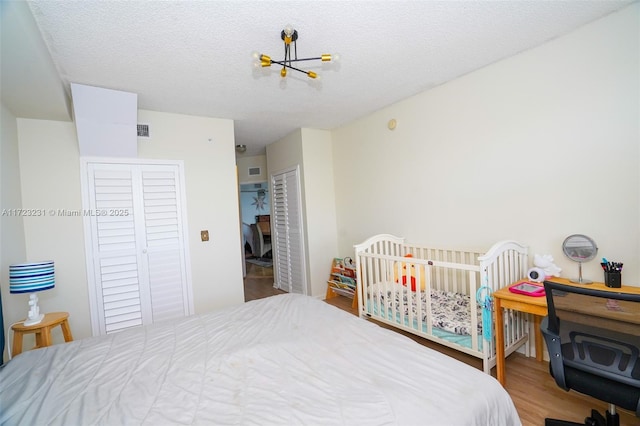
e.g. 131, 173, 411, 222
378, 288, 482, 335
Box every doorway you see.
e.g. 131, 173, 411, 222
239, 182, 270, 260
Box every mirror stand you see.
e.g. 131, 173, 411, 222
570, 261, 592, 284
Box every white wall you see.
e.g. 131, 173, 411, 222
236, 154, 267, 184
266, 128, 339, 298
0, 103, 28, 362
14, 118, 87, 346
332, 4, 640, 285
137, 110, 244, 314
11, 110, 244, 343
300, 129, 339, 298
266, 129, 308, 289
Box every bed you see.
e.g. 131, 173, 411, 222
355, 234, 530, 374
0, 294, 521, 425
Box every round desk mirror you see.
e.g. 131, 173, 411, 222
562, 234, 598, 284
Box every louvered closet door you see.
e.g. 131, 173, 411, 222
84, 161, 192, 336
140, 166, 191, 323
271, 167, 307, 294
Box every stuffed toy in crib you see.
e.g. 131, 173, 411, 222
393, 254, 426, 292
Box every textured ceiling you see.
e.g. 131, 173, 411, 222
21, 0, 636, 155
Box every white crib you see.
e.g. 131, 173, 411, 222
354, 234, 530, 374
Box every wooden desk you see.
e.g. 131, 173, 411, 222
493, 278, 640, 386
494, 280, 547, 386
11, 312, 73, 357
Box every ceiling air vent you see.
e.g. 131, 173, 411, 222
137, 124, 150, 138
248, 167, 261, 176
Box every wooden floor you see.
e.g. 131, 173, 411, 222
243, 260, 285, 301
243, 264, 638, 426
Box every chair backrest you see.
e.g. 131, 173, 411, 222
543, 281, 640, 390
251, 223, 264, 258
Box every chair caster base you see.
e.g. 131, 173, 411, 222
545, 409, 619, 426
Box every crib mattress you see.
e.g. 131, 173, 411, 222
0, 294, 519, 425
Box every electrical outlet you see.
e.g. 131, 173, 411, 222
201, 230, 209, 242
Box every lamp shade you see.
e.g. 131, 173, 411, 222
9, 261, 55, 294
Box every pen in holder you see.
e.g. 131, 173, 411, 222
601, 259, 622, 288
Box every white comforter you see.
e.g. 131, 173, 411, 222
0, 294, 521, 425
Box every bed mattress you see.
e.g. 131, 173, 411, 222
0, 294, 520, 425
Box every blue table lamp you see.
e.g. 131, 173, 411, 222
9, 261, 55, 326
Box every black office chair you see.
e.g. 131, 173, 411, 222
541, 281, 640, 426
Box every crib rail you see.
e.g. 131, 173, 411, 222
479, 240, 529, 360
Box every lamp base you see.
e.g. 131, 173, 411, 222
24, 293, 44, 326
23, 313, 44, 326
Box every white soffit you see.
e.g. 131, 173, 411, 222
71, 83, 138, 158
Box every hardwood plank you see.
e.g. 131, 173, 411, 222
244, 272, 638, 426
243, 262, 284, 301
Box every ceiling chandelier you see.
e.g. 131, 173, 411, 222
257, 25, 333, 79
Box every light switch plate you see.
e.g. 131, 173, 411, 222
201, 230, 209, 241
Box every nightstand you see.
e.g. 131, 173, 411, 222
11, 311, 73, 357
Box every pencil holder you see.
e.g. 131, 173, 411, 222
604, 271, 621, 288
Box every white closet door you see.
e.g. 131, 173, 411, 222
271, 167, 307, 294
85, 164, 148, 334
140, 166, 191, 322
83, 160, 193, 336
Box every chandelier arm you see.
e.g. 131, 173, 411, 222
271, 60, 313, 75
284, 42, 290, 67
282, 57, 324, 63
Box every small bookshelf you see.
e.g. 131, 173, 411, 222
326, 257, 358, 309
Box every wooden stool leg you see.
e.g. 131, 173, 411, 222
12, 331, 24, 357
61, 319, 74, 342
40, 327, 53, 348
35, 331, 43, 349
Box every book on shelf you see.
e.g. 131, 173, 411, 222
330, 273, 356, 287
327, 282, 355, 295
331, 258, 357, 280
328, 280, 355, 290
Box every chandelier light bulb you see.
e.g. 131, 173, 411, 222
283, 24, 294, 37
281, 67, 287, 77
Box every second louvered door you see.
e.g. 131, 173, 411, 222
82, 160, 193, 336
271, 166, 307, 295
